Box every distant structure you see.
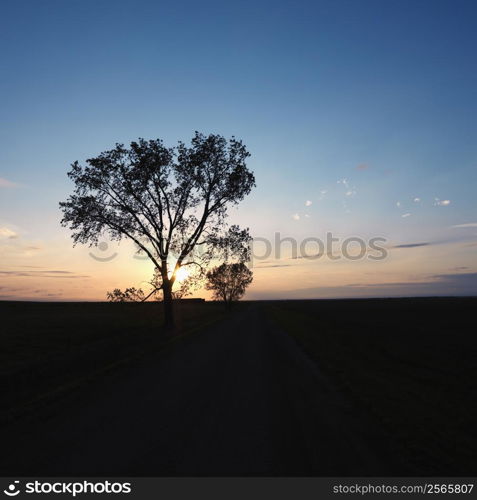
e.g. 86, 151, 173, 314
174, 298, 205, 303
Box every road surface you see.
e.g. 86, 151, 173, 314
1, 304, 408, 476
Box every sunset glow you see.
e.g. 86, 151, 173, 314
174, 267, 189, 283
1, 1, 476, 301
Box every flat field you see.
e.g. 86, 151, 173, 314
1, 297, 475, 475
0, 300, 226, 421
266, 297, 477, 474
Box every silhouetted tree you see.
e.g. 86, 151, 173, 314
106, 287, 145, 302
60, 132, 255, 329
106, 269, 192, 303
206, 263, 253, 307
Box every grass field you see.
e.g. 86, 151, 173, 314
0, 300, 227, 422
1, 297, 475, 475
265, 297, 477, 475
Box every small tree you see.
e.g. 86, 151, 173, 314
206, 263, 253, 307
60, 132, 255, 329
106, 287, 145, 303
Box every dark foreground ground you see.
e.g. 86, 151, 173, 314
0, 297, 476, 476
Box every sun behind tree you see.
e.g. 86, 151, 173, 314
60, 132, 255, 329
174, 267, 189, 283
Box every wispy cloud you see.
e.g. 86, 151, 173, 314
391, 235, 477, 250
256, 264, 292, 268
452, 222, 477, 228
292, 213, 300, 221
337, 178, 357, 199
0, 177, 20, 188
393, 242, 429, 248
250, 276, 477, 300
253, 272, 477, 300
434, 198, 451, 206
0, 270, 90, 278
305, 200, 312, 207
349, 272, 477, 288
317, 189, 327, 201
401, 213, 412, 218
0, 227, 18, 239
413, 197, 421, 203
356, 163, 369, 171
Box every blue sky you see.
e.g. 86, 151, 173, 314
1, 0, 477, 300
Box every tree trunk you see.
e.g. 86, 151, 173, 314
162, 279, 175, 330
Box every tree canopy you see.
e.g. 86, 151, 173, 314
206, 262, 253, 306
60, 132, 255, 327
